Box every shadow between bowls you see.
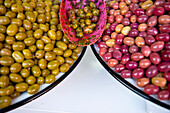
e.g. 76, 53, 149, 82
0, 47, 87, 113
91, 44, 170, 110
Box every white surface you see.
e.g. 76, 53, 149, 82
9, 46, 148, 113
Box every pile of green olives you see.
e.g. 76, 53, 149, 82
0, 0, 82, 108
68, 2, 99, 38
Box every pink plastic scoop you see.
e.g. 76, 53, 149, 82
60, 0, 107, 46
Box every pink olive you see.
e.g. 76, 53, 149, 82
144, 84, 159, 95
99, 48, 107, 57
131, 52, 144, 61
115, 64, 125, 73
158, 62, 170, 72
132, 68, 144, 79
150, 53, 161, 64
141, 45, 151, 57
146, 65, 158, 78
150, 41, 164, 52
121, 70, 132, 78
113, 50, 122, 61
121, 53, 130, 64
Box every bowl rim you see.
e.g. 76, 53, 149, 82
91, 44, 170, 110
0, 47, 87, 113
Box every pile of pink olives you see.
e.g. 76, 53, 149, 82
68, 2, 99, 38
97, 0, 170, 101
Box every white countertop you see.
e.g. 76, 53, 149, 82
9, 46, 148, 113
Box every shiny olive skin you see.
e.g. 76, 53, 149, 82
26, 76, 36, 85
37, 77, 45, 85
20, 69, 30, 78
60, 63, 70, 73
35, 50, 45, 59
0, 96, 11, 108
25, 11, 36, 23
56, 41, 67, 51
22, 60, 34, 68
34, 29, 43, 39
47, 60, 59, 70
24, 37, 36, 46
10, 63, 22, 73
23, 20, 32, 31
27, 84, 40, 94
56, 56, 65, 65
9, 74, 23, 83
7, 24, 18, 36
32, 65, 41, 77
15, 83, 29, 92
0, 75, 9, 88
0, 48, 12, 56
15, 33, 26, 41
5, 36, 15, 44
45, 52, 56, 61
48, 30, 57, 40
22, 49, 32, 59
45, 74, 55, 84
38, 59, 47, 69
0, 16, 10, 25
42, 69, 50, 77
11, 18, 22, 27
10, 91, 20, 99
12, 51, 24, 63
0, 56, 14, 66
0, 25, 6, 33
12, 42, 25, 51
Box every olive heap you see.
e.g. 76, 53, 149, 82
0, 0, 82, 108
97, 0, 170, 101
68, 2, 100, 38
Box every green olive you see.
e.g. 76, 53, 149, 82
41, 36, 52, 44
45, 52, 56, 61
45, 0, 53, 6
24, 37, 36, 46
19, 27, 26, 33
0, 5, 6, 15
26, 75, 36, 85
7, 24, 18, 36
56, 41, 67, 51
32, 23, 39, 30
68, 43, 77, 50
65, 57, 74, 65
85, 19, 91, 26
86, 12, 93, 18
10, 91, 20, 99
0, 25, 6, 33
22, 2, 33, 11
15, 33, 26, 41
62, 35, 69, 44
50, 18, 59, 25
29, 1, 36, 9
34, 29, 43, 39
72, 24, 78, 29
5, 11, 16, 19
42, 69, 50, 77
0, 16, 10, 25
47, 60, 59, 70
10, 63, 22, 73
32, 65, 41, 77
0, 48, 12, 57
26, 30, 33, 37
0, 75, 9, 88
57, 24, 62, 31
12, 42, 25, 51
53, 48, 63, 55
76, 27, 83, 33
9, 74, 23, 83
5, 36, 15, 44
90, 2, 96, 8
25, 11, 36, 23
74, 46, 82, 54
45, 74, 55, 84
71, 52, 78, 60
76, 32, 83, 38
3, 43, 11, 50
38, 59, 47, 69
84, 6, 91, 13
60, 63, 70, 73
0, 33, 5, 42
37, 14, 46, 24
22, 60, 35, 68
51, 11, 58, 18
45, 13, 52, 22
0, 56, 14, 66
37, 77, 44, 85
15, 0, 22, 4
45, 6, 51, 13
48, 30, 57, 40
0, 42, 3, 49
51, 68, 59, 76
28, 45, 37, 53
0, 96, 11, 108
11, 18, 22, 27
22, 49, 32, 59
83, 26, 93, 34
0, 67, 9, 75
36, 1, 45, 8
36, 40, 44, 50
36, 6, 45, 14
4, 0, 12, 8
12, 51, 24, 63
20, 68, 30, 78
55, 31, 62, 41
56, 56, 65, 65
23, 20, 32, 31
63, 49, 72, 57
4, 85, 15, 96
44, 43, 54, 51
11, 4, 24, 13
51, 5, 59, 13
17, 13, 25, 20
39, 24, 49, 32
15, 83, 29, 92
80, 19, 85, 23
35, 50, 45, 59
92, 9, 99, 16
27, 84, 40, 94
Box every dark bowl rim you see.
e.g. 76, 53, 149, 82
0, 47, 87, 113
91, 44, 170, 110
